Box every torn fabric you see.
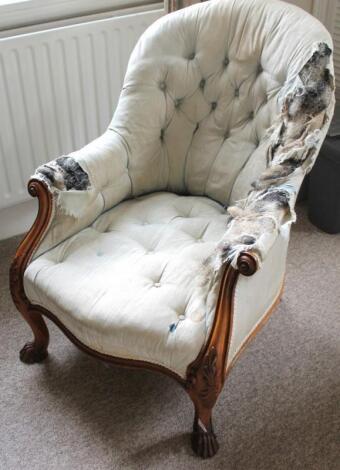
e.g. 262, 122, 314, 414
209, 42, 336, 272
34, 156, 98, 218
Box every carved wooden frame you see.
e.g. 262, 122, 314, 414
10, 179, 282, 459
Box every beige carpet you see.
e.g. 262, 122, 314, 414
1, 204, 339, 470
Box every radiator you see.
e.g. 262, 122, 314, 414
0, 9, 163, 211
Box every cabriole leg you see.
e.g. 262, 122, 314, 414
187, 346, 221, 458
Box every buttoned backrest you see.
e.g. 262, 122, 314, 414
109, 0, 332, 206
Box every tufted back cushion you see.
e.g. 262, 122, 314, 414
109, 0, 332, 206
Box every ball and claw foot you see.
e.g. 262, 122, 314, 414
19, 342, 48, 364
191, 417, 219, 458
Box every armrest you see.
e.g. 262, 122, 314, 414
31, 129, 131, 259
226, 225, 290, 368
211, 43, 335, 275
35, 129, 130, 216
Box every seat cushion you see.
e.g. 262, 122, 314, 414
24, 192, 228, 378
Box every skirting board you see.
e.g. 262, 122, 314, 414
0, 200, 37, 241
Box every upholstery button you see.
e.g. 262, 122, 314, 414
199, 79, 206, 89
223, 56, 229, 67
211, 101, 217, 110
194, 123, 199, 133
160, 129, 165, 140
249, 111, 254, 120
159, 82, 166, 91
257, 64, 263, 74
178, 314, 185, 320
188, 52, 195, 60
154, 282, 161, 288
234, 88, 240, 97
174, 98, 183, 108
224, 131, 229, 140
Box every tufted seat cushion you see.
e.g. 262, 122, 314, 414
24, 192, 229, 377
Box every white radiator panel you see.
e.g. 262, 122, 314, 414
0, 9, 163, 210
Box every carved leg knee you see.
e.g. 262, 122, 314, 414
19, 311, 49, 364
191, 407, 219, 458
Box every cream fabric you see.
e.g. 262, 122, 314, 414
25, 193, 227, 377
227, 225, 290, 366
24, 0, 334, 377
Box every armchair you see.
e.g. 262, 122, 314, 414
10, 0, 335, 458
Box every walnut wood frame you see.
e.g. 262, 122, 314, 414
10, 179, 281, 459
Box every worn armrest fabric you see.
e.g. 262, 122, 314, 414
209, 44, 335, 272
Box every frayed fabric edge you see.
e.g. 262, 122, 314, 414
208, 41, 335, 274
33, 156, 97, 219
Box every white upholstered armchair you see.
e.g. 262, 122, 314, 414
10, 0, 335, 458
